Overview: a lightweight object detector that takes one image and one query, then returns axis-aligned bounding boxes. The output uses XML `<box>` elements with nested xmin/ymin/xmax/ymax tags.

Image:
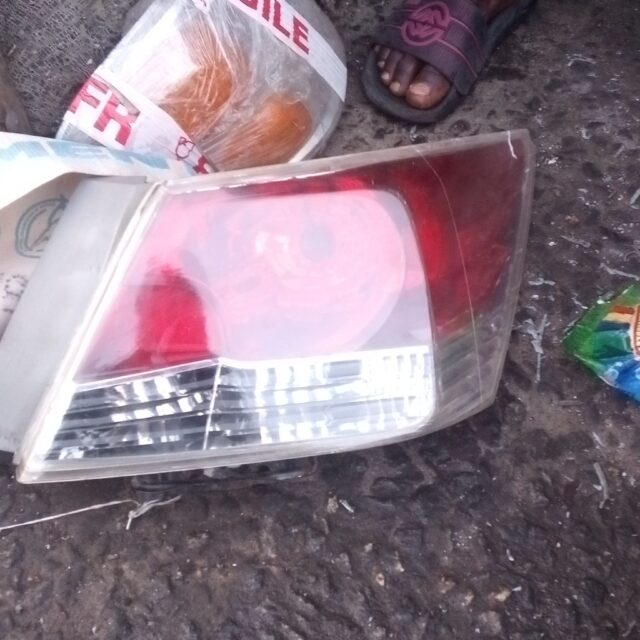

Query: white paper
<box><xmin>0</xmin><ymin>133</ymin><xmax>194</xmax><ymax>211</ymax></box>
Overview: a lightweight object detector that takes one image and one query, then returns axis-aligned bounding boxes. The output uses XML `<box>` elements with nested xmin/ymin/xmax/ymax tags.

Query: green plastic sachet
<box><xmin>565</xmin><ymin>285</ymin><xmax>640</xmax><ymax>402</ymax></box>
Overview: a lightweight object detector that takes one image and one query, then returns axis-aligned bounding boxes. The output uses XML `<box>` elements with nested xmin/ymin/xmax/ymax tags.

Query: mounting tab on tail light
<box><xmin>0</xmin><ymin>131</ymin><xmax>535</xmax><ymax>483</ymax></box>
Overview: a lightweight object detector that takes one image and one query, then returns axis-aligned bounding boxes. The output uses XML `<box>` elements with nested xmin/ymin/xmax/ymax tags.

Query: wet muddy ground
<box><xmin>1</xmin><ymin>0</ymin><xmax>639</xmax><ymax>638</ymax></box>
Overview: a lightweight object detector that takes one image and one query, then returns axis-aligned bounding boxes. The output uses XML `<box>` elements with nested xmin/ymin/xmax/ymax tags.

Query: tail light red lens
<box><xmin>0</xmin><ymin>131</ymin><xmax>534</xmax><ymax>482</ymax></box>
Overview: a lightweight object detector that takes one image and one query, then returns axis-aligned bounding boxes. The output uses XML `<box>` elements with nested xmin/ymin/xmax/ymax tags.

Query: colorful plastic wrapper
<box><xmin>565</xmin><ymin>285</ymin><xmax>640</xmax><ymax>402</ymax></box>
<box><xmin>56</xmin><ymin>0</ymin><xmax>347</xmax><ymax>173</ymax></box>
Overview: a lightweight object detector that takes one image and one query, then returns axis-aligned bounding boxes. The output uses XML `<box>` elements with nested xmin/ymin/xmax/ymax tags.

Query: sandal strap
<box><xmin>375</xmin><ymin>0</ymin><xmax>489</xmax><ymax>95</ymax></box>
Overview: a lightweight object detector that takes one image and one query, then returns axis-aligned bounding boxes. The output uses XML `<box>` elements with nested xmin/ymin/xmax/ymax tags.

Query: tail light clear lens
<box><xmin>0</xmin><ymin>131</ymin><xmax>534</xmax><ymax>482</ymax></box>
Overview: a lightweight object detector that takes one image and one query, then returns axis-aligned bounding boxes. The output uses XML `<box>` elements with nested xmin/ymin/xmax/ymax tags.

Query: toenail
<box><xmin>409</xmin><ymin>82</ymin><xmax>431</xmax><ymax>97</ymax></box>
<box><xmin>377</xmin><ymin>59</ymin><xmax>385</xmax><ymax>68</ymax></box>
<box><xmin>381</xmin><ymin>72</ymin><xmax>390</xmax><ymax>82</ymax></box>
<box><xmin>390</xmin><ymin>81</ymin><xmax>401</xmax><ymax>94</ymax></box>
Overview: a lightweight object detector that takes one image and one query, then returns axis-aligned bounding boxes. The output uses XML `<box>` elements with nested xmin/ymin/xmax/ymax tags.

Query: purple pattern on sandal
<box><xmin>401</xmin><ymin>1</ymin><xmax>452</xmax><ymax>46</ymax></box>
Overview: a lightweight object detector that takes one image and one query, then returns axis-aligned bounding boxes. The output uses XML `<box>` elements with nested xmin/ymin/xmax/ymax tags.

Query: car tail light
<box><xmin>0</xmin><ymin>131</ymin><xmax>534</xmax><ymax>483</ymax></box>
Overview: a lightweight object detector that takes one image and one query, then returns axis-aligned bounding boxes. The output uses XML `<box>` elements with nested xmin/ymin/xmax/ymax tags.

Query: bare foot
<box><xmin>0</xmin><ymin>55</ymin><xmax>31</xmax><ymax>133</ymax></box>
<box><xmin>375</xmin><ymin>0</ymin><xmax>517</xmax><ymax>109</ymax></box>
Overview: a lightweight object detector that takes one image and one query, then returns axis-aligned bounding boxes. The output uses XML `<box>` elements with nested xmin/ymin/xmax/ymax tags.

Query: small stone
<box><xmin>478</xmin><ymin>611</ymin><xmax>503</xmax><ymax>637</ymax></box>
<box><xmin>492</xmin><ymin>588</ymin><xmax>512</xmax><ymax>603</ymax></box>
<box><xmin>438</xmin><ymin>577</ymin><xmax>455</xmax><ymax>594</ymax></box>
<box><xmin>334</xmin><ymin>553</ymin><xmax>352</xmax><ymax>573</ymax></box>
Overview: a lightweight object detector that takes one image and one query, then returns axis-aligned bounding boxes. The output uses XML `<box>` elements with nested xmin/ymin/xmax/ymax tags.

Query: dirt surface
<box><xmin>1</xmin><ymin>0</ymin><xmax>640</xmax><ymax>638</ymax></box>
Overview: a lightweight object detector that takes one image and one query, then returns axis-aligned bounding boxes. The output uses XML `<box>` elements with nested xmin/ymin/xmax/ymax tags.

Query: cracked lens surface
<box><xmin>1</xmin><ymin>0</ymin><xmax>640</xmax><ymax>638</ymax></box>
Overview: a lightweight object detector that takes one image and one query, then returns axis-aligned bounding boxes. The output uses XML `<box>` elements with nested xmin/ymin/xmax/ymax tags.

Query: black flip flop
<box><xmin>362</xmin><ymin>0</ymin><xmax>536</xmax><ymax>124</ymax></box>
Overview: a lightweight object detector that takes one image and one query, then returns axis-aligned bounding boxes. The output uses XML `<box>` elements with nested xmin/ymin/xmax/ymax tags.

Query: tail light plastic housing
<box><xmin>0</xmin><ymin>131</ymin><xmax>534</xmax><ymax>483</ymax></box>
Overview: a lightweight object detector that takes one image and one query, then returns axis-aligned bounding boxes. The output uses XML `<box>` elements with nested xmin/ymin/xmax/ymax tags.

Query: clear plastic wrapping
<box><xmin>56</xmin><ymin>0</ymin><xmax>346</xmax><ymax>172</ymax></box>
